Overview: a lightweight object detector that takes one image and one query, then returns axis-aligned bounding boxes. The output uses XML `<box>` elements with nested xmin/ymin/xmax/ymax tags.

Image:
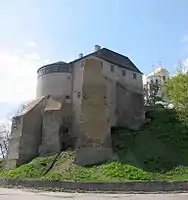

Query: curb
<box><xmin>1</xmin><ymin>179</ymin><xmax>188</xmax><ymax>192</ymax></box>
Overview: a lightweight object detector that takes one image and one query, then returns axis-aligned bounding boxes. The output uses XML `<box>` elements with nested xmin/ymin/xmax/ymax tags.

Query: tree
<box><xmin>144</xmin><ymin>82</ymin><xmax>160</xmax><ymax>106</ymax></box>
<box><xmin>0</xmin><ymin>103</ymin><xmax>27</xmax><ymax>158</ymax></box>
<box><xmin>162</xmin><ymin>73</ymin><xmax>188</xmax><ymax>122</ymax></box>
<box><xmin>0</xmin><ymin>123</ymin><xmax>10</xmax><ymax>158</ymax></box>
<box><xmin>176</xmin><ymin>60</ymin><xmax>188</xmax><ymax>74</ymax></box>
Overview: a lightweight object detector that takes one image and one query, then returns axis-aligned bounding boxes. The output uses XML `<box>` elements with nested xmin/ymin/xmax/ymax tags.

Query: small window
<box><xmin>155</xmin><ymin>79</ymin><xmax>158</xmax><ymax>84</ymax></box>
<box><xmin>163</xmin><ymin>76</ymin><xmax>166</xmax><ymax>81</ymax></box>
<box><xmin>63</xmin><ymin>127</ymin><xmax>69</xmax><ymax>134</ymax></box>
<box><xmin>150</xmin><ymin>79</ymin><xmax>154</xmax><ymax>84</ymax></box>
<box><xmin>122</xmin><ymin>70</ymin><xmax>126</xmax><ymax>76</ymax></box>
<box><xmin>77</xmin><ymin>92</ymin><xmax>81</xmax><ymax>98</ymax></box>
<box><xmin>110</xmin><ymin>65</ymin><xmax>114</xmax><ymax>72</ymax></box>
<box><xmin>133</xmin><ymin>73</ymin><xmax>137</xmax><ymax>79</ymax></box>
<box><xmin>65</xmin><ymin>95</ymin><xmax>70</xmax><ymax>99</ymax></box>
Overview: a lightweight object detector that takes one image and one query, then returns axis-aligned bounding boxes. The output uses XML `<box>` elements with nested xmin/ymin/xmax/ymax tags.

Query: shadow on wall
<box><xmin>116</xmin><ymin>82</ymin><xmax>145</xmax><ymax>129</ymax></box>
<box><xmin>59</xmin><ymin>125</ymin><xmax>75</xmax><ymax>151</ymax></box>
<box><xmin>111</xmin><ymin>109</ymin><xmax>188</xmax><ymax>173</ymax></box>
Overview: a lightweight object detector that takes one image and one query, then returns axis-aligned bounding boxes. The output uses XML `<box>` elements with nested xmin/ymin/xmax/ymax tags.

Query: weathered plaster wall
<box><xmin>72</xmin><ymin>55</ymin><xmax>144</xmax><ymax>131</ymax></box>
<box><xmin>60</xmin><ymin>102</ymin><xmax>75</xmax><ymax>149</ymax></box>
<box><xmin>39</xmin><ymin>97</ymin><xmax>62</xmax><ymax>155</ymax></box>
<box><xmin>104</xmin><ymin>76</ymin><xmax>117</xmax><ymax>127</ymax></box>
<box><xmin>75</xmin><ymin>58</ymin><xmax>113</xmax><ymax>166</ymax></box>
<box><xmin>37</xmin><ymin>72</ymin><xmax>72</xmax><ymax>100</ymax></box>
<box><xmin>39</xmin><ymin>97</ymin><xmax>74</xmax><ymax>155</ymax></box>
<box><xmin>18</xmin><ymin>98</ymin><xmax>46</xmax><ymax>164</ymax></box>
<box><xmin>6</xmin><ymin>97</ymin><xmax>46</xmax><ymax>169</ymax></box>
<box><xmin>71</xmin><ymin>60</ymin><xmax>84</xmax><ymax>138</ymax></box>
<box><xmin>116</xmin><ymin>82</ymin><xmax>145</xmax><ymax>128</ymax></box>
<box><xmin>6</xmin><ymin>116</ymin><xmax>23</xmax><ymax>169</ymax></box>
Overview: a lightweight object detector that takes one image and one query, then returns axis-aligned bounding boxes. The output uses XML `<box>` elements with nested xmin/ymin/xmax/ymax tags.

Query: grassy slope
<box><xmin>1</xmin><ymin>109</ymin><xmax>188</xmax><ymax>181</ymax></box>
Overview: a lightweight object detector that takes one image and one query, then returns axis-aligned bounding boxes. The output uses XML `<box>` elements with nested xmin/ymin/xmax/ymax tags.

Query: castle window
<box><xmin>77</xmin><ymin>92</ymin><xmax>81</xmax><ymax>98</ymax></box>
<box><xmin>122</xmin><ymin>70</ymin><xmax>126</xmax><ymax>76</ymax></box>
<box><xmin>65</xmin><ymin>95</ymin><xmax>70</xmax><ymax>99</ymax></box>
<box><xmin>110</xmin><ymin>65</ymin><xmax>114</xmax><ymax>72</ymax></box>
<box><xmin>63</xmin><ymin>127</ymin><xmax>69</xmax><ymax>134</ymax></box>
<box><xmin>163</xmin><ymin>76</ymin><xmax>166</xmax><ymax>81</ymax></box>
<box><xmin>133</xmin><ymin>73</ymin><xmax>137</xmax><ymax>79</ymax></box>
<box><xmin>155</xmin><ymin>79</ymin><xmax>158</xmax><ymax>84</ymax></box>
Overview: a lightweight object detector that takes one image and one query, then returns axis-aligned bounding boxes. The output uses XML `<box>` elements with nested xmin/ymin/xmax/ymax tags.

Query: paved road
<box><xmin>0</xmin><ymin>188</ymin><xmax>188</xmax><ymax>199</ymax></box>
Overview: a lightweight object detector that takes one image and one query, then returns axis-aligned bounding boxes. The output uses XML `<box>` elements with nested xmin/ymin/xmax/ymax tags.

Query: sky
<box><xmin>0</xmin><ymin>0</ymin><xmax>188</xmax><ymax>121</ymax></box>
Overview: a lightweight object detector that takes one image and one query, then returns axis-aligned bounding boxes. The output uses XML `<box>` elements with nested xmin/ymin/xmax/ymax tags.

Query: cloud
<box><xmin>27</xmin><ymin>41</ymin><xmax>37</xmax><ymax>47</ymax></box>
<box><xmin>44</xmin><ymin>59</ymin><xmax>50</xmax><ymax>64</ymax></box>
<box><xmin>0</xmin><ymin>48</ymin><xmax>45</xmax><ymax>104</ymax></box>
<box><xmin>25</xmin><ymin>52</ymin><xmax>41</xmax><ymax>60</ymax></box>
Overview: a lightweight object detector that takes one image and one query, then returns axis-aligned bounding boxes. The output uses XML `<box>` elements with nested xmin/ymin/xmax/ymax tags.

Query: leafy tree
<box><xmin>0</xmin><ymin>104</ymin><xmax>26</xmax><ymax>158</ymax></box>
<box><xmin>163</xmin><ymin>73</ymin><xmax>188</xmax><ymax>122</ymax></box>
<box><xmin>0</xmin><ymin>123</ymin><xmax>10</xmax><ymax>158</ymax></box>
<box><xmin>144</xmin><ymin>82</ymin><xmax>160</xmax><ymax>106</ymax></box>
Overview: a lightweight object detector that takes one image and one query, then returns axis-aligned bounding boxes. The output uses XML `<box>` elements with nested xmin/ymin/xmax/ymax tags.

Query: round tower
<box><xmin>36</xmin><ymin>61</ymin><xmax>72</xmax><ymax>100</ymax></box>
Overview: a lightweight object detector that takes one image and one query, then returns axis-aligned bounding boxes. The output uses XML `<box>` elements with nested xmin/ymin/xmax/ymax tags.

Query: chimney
<box><xmin>94</xmin><ymin>45</ymin><xmax>101</xmax><ymax>52</ymax></box>
<box><xmin>78</xmin><ymin>53</ymin><xmax>83</xmax><ymax>58</ymax></box>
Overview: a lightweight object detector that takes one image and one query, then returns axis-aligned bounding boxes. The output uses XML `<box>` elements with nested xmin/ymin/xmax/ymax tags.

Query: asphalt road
<box><xmin>0</xmin><ymin>188</ymin><xmax>188</xmax><ymax>199</ymax></box>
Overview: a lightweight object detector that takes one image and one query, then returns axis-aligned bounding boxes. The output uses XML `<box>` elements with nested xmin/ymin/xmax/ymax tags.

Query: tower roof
<box><xmin>147</xmin><ymin>66</ymin><xmax>169</xmax><ymax>78</ymax></box>
<box><xmin>70</xmin><ymin>48</ymin><xmax>142</xmax><ymax>74</ymax></box>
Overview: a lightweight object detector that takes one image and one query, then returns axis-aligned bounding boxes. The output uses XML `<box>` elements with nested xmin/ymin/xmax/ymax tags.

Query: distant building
<box><xmin>146</xmin><ymin>66</ymin><xmax>170</xmax><ymax>97</ymax></box>
<box><xmin>146</xmin><ymin>66</ymin><xmax>170</xmax><ymax>85</ymax></box>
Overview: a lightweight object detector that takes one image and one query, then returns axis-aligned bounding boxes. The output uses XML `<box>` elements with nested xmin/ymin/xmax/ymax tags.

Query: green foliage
<box><xmin>0</xmin><ymin>159</ymin><xmax>3</xmax><ymax>170</ymax></box>
<box><xmin>163</xmin><ymin>74</ymin><xmax>188</xmax><ymax>122</ymax></box>
<box><xmin>0</xmin><ymin>155</ymin><xmax>56</xmax><ymax>179</ymax></box>
<box><xmin>100</xmin><ymin>162</ymin><xmax>152</xmax><ymax>180</ymax></box>
<box><xmin>144</xmin><ymin>82</ymin><xmax>160</xmax><ymax>106</ymax></box>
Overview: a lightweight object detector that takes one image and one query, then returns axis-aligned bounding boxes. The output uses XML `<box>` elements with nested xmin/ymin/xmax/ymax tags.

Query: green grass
<box><xmin>1</xmin><ymin>151</ymin><xmax>188</xmax><ymax>181</ymax></box>
<box><xmin>0</xmin><ymin>155</ymin><xmax>56</xmax><ymax>179</ymax></box>
<box><xmin>1</xmin><ymin>109</ymin><xmax>188</xmax><ymax>181</ymax></box>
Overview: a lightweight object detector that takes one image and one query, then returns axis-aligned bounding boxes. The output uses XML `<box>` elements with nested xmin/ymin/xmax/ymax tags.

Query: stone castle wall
<box><xmin>75</xmin><ymin>59</ymin><xmax>114</xmax><ymax>166</ymax></box>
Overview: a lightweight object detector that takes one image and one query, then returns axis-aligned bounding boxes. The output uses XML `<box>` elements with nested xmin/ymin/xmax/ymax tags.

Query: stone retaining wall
<box><xmin>0</xmin><ymin>179</ymin><xmax>188</xmax><ymax>192</ymax></box>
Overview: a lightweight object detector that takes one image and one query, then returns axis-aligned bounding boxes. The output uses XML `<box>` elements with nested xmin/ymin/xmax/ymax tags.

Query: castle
<box><xmin>6</xmin><ymin>45</ymin><xmax>145</xmax><ymax>169</ymax></box>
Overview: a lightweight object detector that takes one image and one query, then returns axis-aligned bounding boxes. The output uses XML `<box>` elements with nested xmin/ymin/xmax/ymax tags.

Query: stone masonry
<box><xmin>6</xmin><ymin>96</ymin><xmax>47</xmax><ymax>169</ymax></box>
<box><xmin>75</xmin><ymin>59</ymin><xmax>114</xmax><ymax>165</ymax></box>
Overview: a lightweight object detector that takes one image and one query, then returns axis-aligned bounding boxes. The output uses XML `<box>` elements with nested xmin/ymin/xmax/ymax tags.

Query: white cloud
<box><xmin>27</xmin><ymin>41</ymin><xmax>37</xmax><ymax>47</ymax></box>
<box><xmin>44</xmin><ymin>59</ymin><xmax>50</xmax><ymax>64</ymax></box>
<box><xmin>0</xmin><ymin>48</ymin><xmax>45</xmax><ymax>104</ymax></box>
<box><xmin>24</xmin><ymin>52</ymin><xmax>41</xmax><ymax>60</ymax></box>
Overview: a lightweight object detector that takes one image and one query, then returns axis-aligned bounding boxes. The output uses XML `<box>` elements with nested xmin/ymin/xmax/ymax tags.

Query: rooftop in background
<box><xmin>147</xmin><ymin>66</ymin><xmax>170</xmax><ymax>78</ymax></box>
<box><xmin>37</xmin><ymin>47</ymin><xmax>143</xmax><ymax>74</ymax></box>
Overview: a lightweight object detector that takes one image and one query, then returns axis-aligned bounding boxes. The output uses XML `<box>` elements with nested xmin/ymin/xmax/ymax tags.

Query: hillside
<box><xmin>1</xmin><ymin>109</ymin><xmax>188</xmax><ymax>181</ymax></box>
